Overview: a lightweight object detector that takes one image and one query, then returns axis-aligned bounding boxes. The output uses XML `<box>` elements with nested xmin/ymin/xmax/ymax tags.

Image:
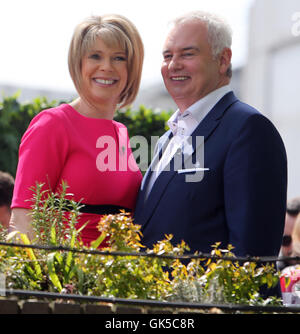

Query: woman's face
<box><xmin>80</xmin><ymin>37</ymin><xmax>128</xmax><ymax>108</ymax></box>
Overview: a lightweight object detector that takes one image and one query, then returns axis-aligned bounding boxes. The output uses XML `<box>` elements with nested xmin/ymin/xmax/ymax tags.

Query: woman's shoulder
<box><xmin>28</xmin><ymin>104</ymin><xmax>70</xmax><ymax>128</ymax></box>
<box><xmin>112</xmin><ymin>119</ymin><xmax>127</xmax><ymax>129</ymax></box>
<box><xmin>112</xmin><ymin>120</ymin><xmax>130</xmax><ymax>137</ymax></box>
<box><xmin>21</xmin><ymin>105</ymin><xmax>72</xmax><ymax>142</ymax></box>
<box><xmin>19</xmin><ymin>104</ymin><xmax>72</xmax><ymax>152</ymax></box>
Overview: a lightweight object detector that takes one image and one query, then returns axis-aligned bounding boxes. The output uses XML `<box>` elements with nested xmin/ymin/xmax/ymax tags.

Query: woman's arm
<box><xmin>9</xmin><ymin>208</ymin><xmax>34</xmax><ymax>240</ymax></box>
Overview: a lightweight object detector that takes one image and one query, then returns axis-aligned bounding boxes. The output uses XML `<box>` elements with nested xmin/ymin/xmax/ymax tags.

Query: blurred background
<box><xmin>0</xmin><ymin>0</ymin><xmax>299</xmax><ymax>200</ymax></box>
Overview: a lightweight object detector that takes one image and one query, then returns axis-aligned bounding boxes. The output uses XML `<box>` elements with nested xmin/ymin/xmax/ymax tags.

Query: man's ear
<box><xmin>218</xmin><ymin>48</ymin><xmax>232</xmax><ymax>75</ymax></box>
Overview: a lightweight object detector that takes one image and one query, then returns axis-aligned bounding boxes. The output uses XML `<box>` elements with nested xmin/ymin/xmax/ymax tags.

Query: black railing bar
<box><xmin>1</xmin><ymin>241</ymin><xmax>300</xmax><ymax>263</ymax></box>
<box><xmin>4</xmin><ymin>289</ymin><xmax>300</xmax><ymax>314</ymax></box>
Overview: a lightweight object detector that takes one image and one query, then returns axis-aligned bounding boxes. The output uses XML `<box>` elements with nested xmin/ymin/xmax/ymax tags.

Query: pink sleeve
<box><xmin>11</xmin><ymin>110</ymin><xmax>69</xmax><ymax>209</ymax></box>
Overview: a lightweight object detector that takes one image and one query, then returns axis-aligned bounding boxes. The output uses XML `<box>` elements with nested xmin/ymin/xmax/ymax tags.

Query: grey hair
<box><xmin>171</xmin><ymin>11</ymin><xmax>233</xmax><ymax>77</ymax></box>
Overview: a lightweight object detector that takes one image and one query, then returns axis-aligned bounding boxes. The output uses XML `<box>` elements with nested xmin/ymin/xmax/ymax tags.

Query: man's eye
<box><xmin>163</xmin><ymin>54</ymin><xmax>172</xmax><ymax>60</ymax></box>
<box><xmin>182</xmin><ymin>53</ymin><xmax>194</xmax><ymax>57</ymax></box>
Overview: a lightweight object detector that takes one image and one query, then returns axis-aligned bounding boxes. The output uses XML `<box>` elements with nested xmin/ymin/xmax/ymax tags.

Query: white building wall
<box><xmin>0</xmin><ymin>83</ymin><xmax>75</xmax><ymax>103</ymax></box>
<box><xmin>241</xmin><ymin>0</ymin><xmax>300</xmax><ymax>199</ymax></box>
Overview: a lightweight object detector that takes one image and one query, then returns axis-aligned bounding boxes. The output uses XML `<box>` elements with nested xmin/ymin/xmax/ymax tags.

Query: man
<box><xmin>277</xmin><ymin>197</ymin><xmax>300</xmax><ymax>270</ymax></box>
<box><xmin>134</xmin><ymin>11</ymin><xmax>287</xmax><ymax>258</ymax></box>
<box><xmin>0</xmin><ymin>171</ymin><xmax>14</xmax><ymax>230</ymax></box>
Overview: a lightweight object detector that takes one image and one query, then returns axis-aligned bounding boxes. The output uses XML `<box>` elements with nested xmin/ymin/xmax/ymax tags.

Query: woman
<box><xmin>9</xmin><ymin>14</ymin><xmax>144</xmax><ymax>246</ymax></box>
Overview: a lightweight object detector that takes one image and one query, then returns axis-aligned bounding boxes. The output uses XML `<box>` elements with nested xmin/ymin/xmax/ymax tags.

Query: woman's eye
<box><xmin>114</xmin><ymin>56</ymin><xmax>127</xmax><ymax>61</ymax></box>
<box><xmin>89</xmin><ymin>53</ymin><xmax>100</xmax><ymax>60</ymax></box>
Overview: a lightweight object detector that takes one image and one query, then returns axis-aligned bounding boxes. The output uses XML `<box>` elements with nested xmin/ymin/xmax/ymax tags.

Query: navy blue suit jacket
<box><xmin>134</xmin><ymin>92</ymin><xmax>287</xmax><ymax>257</ymax></box>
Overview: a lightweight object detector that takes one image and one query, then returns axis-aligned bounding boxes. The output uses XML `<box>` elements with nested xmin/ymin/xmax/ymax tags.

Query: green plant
<box><xmin>30</xmin><ymin>181</ymin><xmax>84</xmax><ymax>246</ymax></box>
<box><xmin>115</xmin><ymin>105</ymin><xmax>172</xmax><ymax>141</ymax></box>
<box><xmin>80</xmin><ymin>214</ymin><xmax>184</xmax><ymax>299</ymax></box>
<box><xmin>0</xmin><ymin>93</ymin><xmax>59</xmax><ymax>175</ymax></box>
<box><xmin>2</xmin><ymin>182</ymin><xmax>87</xmax><ymax>293</ymax></box>
<box><xmin>169</xmin><ymin>243</ymin><xmax>281</xmax><ymax>306</ymax></box>
<box><xmin>0</xmin><ymin>182</ymin><xmax>282</xmax><ymax>307</ymax></box>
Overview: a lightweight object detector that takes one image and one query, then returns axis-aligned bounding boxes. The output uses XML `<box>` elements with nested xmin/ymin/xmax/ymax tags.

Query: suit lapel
<box><xmin>134</xmin><ymin>130</ymin><xmax>173</xmax><ymax>222</ymax></box>
<box><xmin>141</xmin><ymin>130</ymin><xmax>173</xmax><ymax>191</ymax></box>
<box><xmin>182</xmin><ymin>92</ymin><xmax>238</xmax><ymax>166</ymax></box>
<box><xmin>138</xmin><ymin>92</ymin><xmax>238</xmax><ymax>228</ymax></box>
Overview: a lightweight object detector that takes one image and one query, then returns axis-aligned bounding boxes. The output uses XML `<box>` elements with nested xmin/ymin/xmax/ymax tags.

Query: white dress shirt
<box><xmin>145</xmin><ymin>85</ymin><xmax>232</xmax><ymax>198</ymax></box>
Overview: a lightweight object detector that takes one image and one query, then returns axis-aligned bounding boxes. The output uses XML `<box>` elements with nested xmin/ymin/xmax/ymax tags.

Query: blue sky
<box><xmin>0</xmin><ymin>0</ymin><xmax>254</xmax><ymax>92</ymax></box>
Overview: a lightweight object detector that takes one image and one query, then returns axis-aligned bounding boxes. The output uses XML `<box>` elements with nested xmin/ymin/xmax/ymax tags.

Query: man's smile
<box><xmin>170</xmin><ymin>76</ymin><xmax>190</xmax><ymax>81</ymax></box>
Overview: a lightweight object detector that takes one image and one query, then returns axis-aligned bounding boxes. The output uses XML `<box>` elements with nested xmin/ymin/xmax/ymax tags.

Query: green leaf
<box><xmin>20</xmin><ymin>233</ymin><xmax>42</xmax><ymax>279</ymax></box>
<box><xmin>47</xmin><ymin>252</ymin><xmax>63</xmax><ymax>292</ymax></box>
<box><xmin>90</xmin><ymin>231</ymin><xmax>107</xmax><ymax>249</ymax></box>
<box><xmin>64</xmin><ymin>230</ymin><xmax>76</xmax><ymax>281</ymax></box>
<box><xmin>54</xmin><ymin>252</ymin><xmax>63</xmax><ymax>267</ymax></box>
<box><xmin>76</xmin><ymin>220</ymin><xmax>89</xmax><ymax>234</ymax></box>
<box><xmin>50</xmin><ymin>224</ymin><xmax>57</xmax><ymax>245</ymax></box>
<box><xmin>76</xmin><ymin>267</ymin><xmax>84</xmax><ymax>293</ymax></box>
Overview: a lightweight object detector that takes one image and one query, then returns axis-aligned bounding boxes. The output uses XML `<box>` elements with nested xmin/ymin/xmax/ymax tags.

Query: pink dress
<box><xmin>11</xmin><ymin>104</ymin><xmax>142</xmax><ymax>246</ymax></box>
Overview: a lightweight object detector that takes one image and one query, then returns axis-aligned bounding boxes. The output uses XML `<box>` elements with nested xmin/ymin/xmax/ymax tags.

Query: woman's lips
<box><xmin>93</xmin><ymin>78</ymin><xmax>118</xmax><ymax>85</ymax></box>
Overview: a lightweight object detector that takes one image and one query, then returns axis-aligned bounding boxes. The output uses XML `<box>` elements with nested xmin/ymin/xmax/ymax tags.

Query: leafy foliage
<box><xmin>169</xmin><ymin>244</ymin><xmax>281</xmax><ymax>306</ymax></box>
<box><xmin>1</xmin><ymin>182</ymin><xmax>87</xmax><ymax>293</ymax></box>
<box><xmin>0</xmin><ymin>93</ymin><xmax>58</xmax><ymax>176</ymax></box>
<box><xmin>115</xmin><ymin>105</ymin><xmax>171</xmax><ymax>142</ymax></box>
<box><xmin>0</xmin><ymin>183</ymin><xmax>281</xmax><ymax>306</ymax></box>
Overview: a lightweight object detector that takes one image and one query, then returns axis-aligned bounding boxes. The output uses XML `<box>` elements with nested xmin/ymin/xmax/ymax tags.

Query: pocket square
<box><xmin>177</xmin><ymin>167</ymin><xmax>210</xmax><ymax>174</ymax></box>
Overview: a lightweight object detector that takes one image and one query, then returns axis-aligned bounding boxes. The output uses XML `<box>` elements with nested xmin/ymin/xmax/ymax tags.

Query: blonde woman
<box><xmin>9</xmin><ymin>14</ymin><xmax>144</xmax><ymax>246</ymax></box>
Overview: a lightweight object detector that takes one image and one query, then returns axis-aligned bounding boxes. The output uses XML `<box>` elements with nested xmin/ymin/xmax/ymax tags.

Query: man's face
<box><xmin>281</xmin><ymin>213</ymin><xmax>296</xmax><ymax>257</ymax></box>
<box><xmin>0</xmin><ymin>205</ymin><xmax>11</xmax><ymax>230</ymax></box>
<box><xmin>161</xmin><ymin>20</ymin><xmax>226</xmax><ymax>112</ymax></box>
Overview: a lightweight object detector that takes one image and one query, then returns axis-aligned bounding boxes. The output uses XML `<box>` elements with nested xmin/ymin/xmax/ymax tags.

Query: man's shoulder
<box><xmin>225</xmin><ymin>98</ymin><xmax>283</xmax><ymax>141</ymax></box>
<box><xmin>224</xmin><ymin>97</ymin><xmax>269</xmax><ymax>124</ymax></box>
<box><xmin>227</xmin><ymin>97</ymin><xmax>260</xmax><ymax>116</ymax></box>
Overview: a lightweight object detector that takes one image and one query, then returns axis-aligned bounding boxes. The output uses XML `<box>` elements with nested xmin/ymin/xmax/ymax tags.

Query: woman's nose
<box><xmin>99</xmin><ymin>57</ymin><xmax>113</xmax><ymax>71</ymax></box>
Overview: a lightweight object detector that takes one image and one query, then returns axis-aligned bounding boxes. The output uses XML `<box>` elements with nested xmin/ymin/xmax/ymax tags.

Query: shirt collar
<box><xmin>168</xmin><ymin>85</ymin><xmax>232</xmax><ymax>134</ymax></box>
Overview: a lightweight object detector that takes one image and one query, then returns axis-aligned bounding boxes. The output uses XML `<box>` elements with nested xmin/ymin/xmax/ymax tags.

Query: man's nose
<box><xmin>168</xmin><ymin>56</ymin><xmax>183</xmax><ymax>71</ymax></box>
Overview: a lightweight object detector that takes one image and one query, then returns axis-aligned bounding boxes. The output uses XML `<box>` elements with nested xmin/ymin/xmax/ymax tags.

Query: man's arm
<box><xmin>223</xmin><ymin>113</ymin><xmax>287</xmax><ymax>257</ymax></box>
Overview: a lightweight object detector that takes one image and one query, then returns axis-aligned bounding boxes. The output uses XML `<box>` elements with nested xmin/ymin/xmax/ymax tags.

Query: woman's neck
<box><xmin>70</xmin><ymin>97</ymin><xmax>116</xmax><ymax>120</ymax></box>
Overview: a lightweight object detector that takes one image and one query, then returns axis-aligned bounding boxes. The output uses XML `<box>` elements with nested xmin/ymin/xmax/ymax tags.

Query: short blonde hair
<box><xmin>68</xmin><ymin>14</ymin><xmax>144</xmax><ymax>108</ymax></box>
